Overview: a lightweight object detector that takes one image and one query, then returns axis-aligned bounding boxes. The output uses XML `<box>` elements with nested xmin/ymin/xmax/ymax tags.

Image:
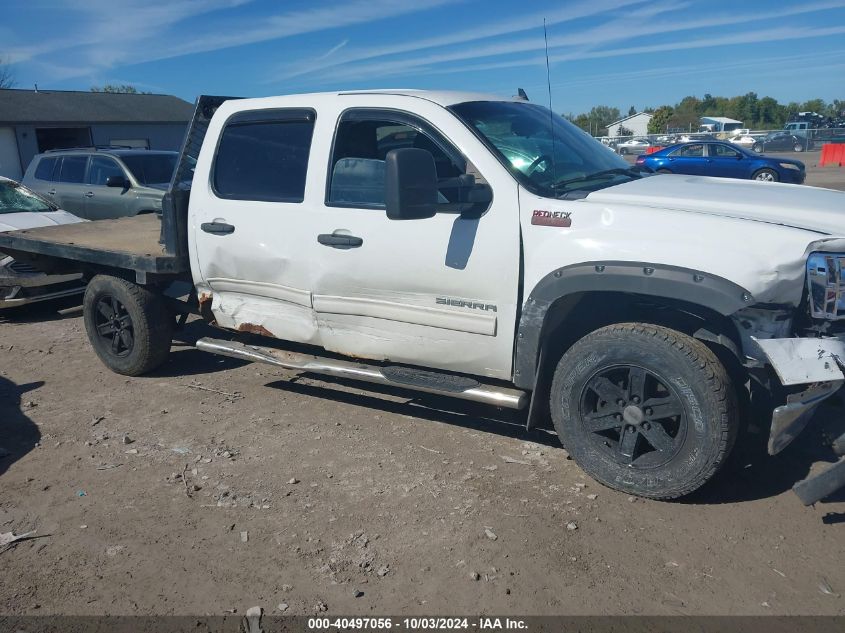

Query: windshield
<box><xmin>449</xmin><ymin>101</ymin><xmax>635</xmax><ymax>198</ymax></box>
<box><xmin>0</xmin><ymin>180</ymin><xmax>55</xmax><ymax>215</ymax></box>
<box><xmin>120</xmin><ymin>153</ymin><xmax>178</xmax><ymax>185</ymax></box>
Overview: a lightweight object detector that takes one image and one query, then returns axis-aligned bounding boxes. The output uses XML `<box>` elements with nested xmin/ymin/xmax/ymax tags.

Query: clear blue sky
<box><xmin>3</xmin><ymin>0</ymin><xmax>844</xmax><ymax>113</ymax></box>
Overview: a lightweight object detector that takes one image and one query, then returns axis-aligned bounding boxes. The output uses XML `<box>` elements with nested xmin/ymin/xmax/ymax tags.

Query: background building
<box><xmin>0</xmin><ymin>89</ymin><xmax>193</xmax><ymax>180</ymax></box>
<box><xmin>606</xmin><ymin>112</ymin><xmax>653</xmax><ymax>137</ymax></box>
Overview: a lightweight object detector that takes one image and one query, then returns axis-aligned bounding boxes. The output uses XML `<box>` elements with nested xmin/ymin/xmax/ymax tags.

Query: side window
<box><xmin>88</xmin><ymin>156</ymin><xmax>125</xmax><ymax>185</ymax></box>
<box><xmin>711</xmin><ymin>144</ymin><xmax>739</xmax><ymax>158</ymax></box>
<box><xmin>57</xmin><ymin>156</ymin><xmax>88</xmax><ymax>183</ymax></box>
<box><xmin>672</xmin><ymin>144</ymin><xmax>704</xmax><ymax>157</ymax></box>
<box><xmin>327</xmin><ymin>111</ymin><xmax>481</xmax><ymax>212</ymax></box>
<box><xmin>213</xmin><ymin>109</ymin><xmax>315</xmax><ymax>203</ymax></box>
<box><xmin>34</xmin><ymin>157</ymin><xmax>58</xmax><ymax>181</ymax></box>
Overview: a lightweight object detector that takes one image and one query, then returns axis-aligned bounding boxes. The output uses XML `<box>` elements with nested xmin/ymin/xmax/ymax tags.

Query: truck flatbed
<box><xmin>0</xmin><ymin>214</ymin><xmax>188</xmax><ymax>275</ymax></box>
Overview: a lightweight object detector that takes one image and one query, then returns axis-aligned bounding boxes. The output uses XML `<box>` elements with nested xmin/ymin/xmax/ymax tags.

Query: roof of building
<box><xmin>0</xmin><ymin>89</ymin><xmax>194</xmax><ymax>124</ymax></box>
<box><xmin>608</xmin><ymin>111</ymin><xmax>654</xmax><ymax>126</ymax></box>
<box><xmin>700</xmin><ymin>116</ymin><xmax>743</xmax><ymax>124</ymax></box>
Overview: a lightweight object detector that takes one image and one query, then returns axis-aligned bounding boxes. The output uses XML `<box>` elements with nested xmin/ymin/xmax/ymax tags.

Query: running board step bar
<box><xmin>196</xmin><ymin>337</ymin><xmax>528</xmax><ymax>410</ymax></box>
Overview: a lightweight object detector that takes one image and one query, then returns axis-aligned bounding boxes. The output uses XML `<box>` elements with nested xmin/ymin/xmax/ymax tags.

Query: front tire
<box><xmin>752</xmin><ymin>144</ymin><xmax>763</xmax><ymax>153</ymax></box>
<box><xmin>793</xmin><ymin>143</ymin><xmax>804</xmax><ymax>152</ymax></box>
<box><xmin>83</xmin><ymin>275</ymin><xmax>173</xmax><ymax>376</ymax></box>
<box><xmin>753</xmin><ymin>168</ymin><xmax>778</xmax><ymax>182</ymax></box>
<box><xmin>549</xmin><ymin>323</ymin><xmax>737</xmax><ymax>500</ymax></box>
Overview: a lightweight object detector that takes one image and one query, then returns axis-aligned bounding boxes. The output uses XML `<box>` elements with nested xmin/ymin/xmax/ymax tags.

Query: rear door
<box><xmin>666</xmin><ymin>143</ymin><xmax>706</xmax><ymax>175</ymax></box>
<box><xmin>51</xmin><ymin>155</ymin><xmax>90</xmax><ymax>217</ymax></box>
<box><xmin>307</xmin><ymin>103</ymin><xmax>520</xmax><ymax>380</ymax></box>
<box><xmin>191</xmin><ymin>106</ymin><xmax>321</xmax><ymax>344</ymax></box>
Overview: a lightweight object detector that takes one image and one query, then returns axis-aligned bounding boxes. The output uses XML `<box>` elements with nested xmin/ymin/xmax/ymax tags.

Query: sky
<box><xmin>2</xmin><ymin>0</ymin><xmax>844</xmax><ymax>114</ymax></box>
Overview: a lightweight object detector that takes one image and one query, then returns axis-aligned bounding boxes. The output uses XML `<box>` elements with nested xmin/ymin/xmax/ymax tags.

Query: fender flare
<box><xmin>512</xmin><ymin>261</ymin><xmax>754</xmax><ymax>389</ymax></box>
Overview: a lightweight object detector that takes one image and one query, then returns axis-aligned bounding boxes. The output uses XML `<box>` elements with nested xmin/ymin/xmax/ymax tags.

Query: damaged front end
<box><xmin>737</xmin><ymin>251</ymin><xmax>845</xmax><ymax>505</ymax></box>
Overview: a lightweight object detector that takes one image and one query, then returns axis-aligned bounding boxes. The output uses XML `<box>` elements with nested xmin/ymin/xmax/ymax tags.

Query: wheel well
<box><xmin>524</xmin><ymin>291</ymin><xmax>746</xmax><ymax>429</ymax></box>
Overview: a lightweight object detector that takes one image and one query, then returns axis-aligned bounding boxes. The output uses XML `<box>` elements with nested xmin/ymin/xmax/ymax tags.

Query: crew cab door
<box><xmin>308</xmin><ymin>103</ymin><xmax>520</xmax><ymax>380</ymax></box>
<box><xmin>191</xmin><ymin>106</ymin><xmax>322</xmax><ymax>345</ymax></box>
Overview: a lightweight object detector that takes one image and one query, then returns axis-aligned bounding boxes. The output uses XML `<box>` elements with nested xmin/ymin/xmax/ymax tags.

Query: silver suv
<box><xmin>21</xmin><ymin>147</ymin><xmax>178</xmax><ymax>220</ymax></box>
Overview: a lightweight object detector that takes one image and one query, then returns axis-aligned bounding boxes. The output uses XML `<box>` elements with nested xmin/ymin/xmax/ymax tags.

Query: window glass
<box><xmin>88</xmin><ymin>156</ymin><xmax>126</xmax><ymax>185</ymax></box>
<box><xmin>121</xmin><ymin>154</ymin><xmax>178</xmax><ymax>186</ymax></box>
<box><xmin>34</xmin><ymin>157</ymin><xmax>58</xmax><ymax>181</ymax></box>
<box><xmin>214</xmin><ymin>116</ymin><xmax>315</xmax><ymax>202</ymax></box>
<box><xmin>449</xmin><ymin>101</ymin><xmax>632</xmax><ymax>198</ymax></box>
<box><xmin>57</xmin><ymin>155</ymin><xmax>88</xmax><ymax>183</ymax></box>
<box><xmin>328</xmin><ymin>118</ymin><xmax>463</xmax><ymax>208</ymax></box>
<box><xmin>711</xmin><ymin>144</ymin><xmax>739</xmax><ymax>158</ymax></box>
<box><xmin>673</xmin><ymin>144</ymin><xmax>704</xmax><ymax>157</ymax></box>
<box><xmin>0</xmin><ymin>181</ymin><xmax>54</xmax><ymax>215</ymax></box>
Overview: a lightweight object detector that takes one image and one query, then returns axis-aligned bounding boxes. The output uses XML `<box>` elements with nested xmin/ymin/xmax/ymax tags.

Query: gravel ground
<box><xmin>1</xmin><ymin>308</ymin><xmax>844</xmax><ymax>616</ymax></box>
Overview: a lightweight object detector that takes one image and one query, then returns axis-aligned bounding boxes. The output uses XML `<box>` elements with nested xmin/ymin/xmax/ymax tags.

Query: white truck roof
<box><xmin>233</xmin><ymin>89</ymin><xmax>516</xmax><ymax>110</ymax></box>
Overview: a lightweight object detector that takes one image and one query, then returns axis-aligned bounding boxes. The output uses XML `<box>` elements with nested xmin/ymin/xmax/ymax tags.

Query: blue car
<box><xmin>636</xmin><ymin>141</ymin><xmax>806</xmax><ymax>184</ymax></box>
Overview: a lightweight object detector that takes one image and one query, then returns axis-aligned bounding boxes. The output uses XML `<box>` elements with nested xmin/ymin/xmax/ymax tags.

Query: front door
<box><xmin>191</xmin><ymin>107</ymin><xmax>322</xmax><ymax>345</ymax></box>
<box><xmin>84</xmin><ymin>155</ymin><xmax>131</xmax><ymax>219</ymax></box>
<box><xmin>706</xmin><ymin>143</ymin><xmax>746</xmax><ymax>179</ymax></box>
<box><xmin>308</xmin><ymin>107</ymin><xmax>520</xmax><ymax>380</ymax></box>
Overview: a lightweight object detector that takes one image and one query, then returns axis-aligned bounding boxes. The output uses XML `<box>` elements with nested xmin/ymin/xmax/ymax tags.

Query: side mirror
<box><xmin>385</xmin><ymin>148</ymin><xmax>438</xmax><ymax>220</ymax></box>
<box><xmin>106</xmin><ymin>175</ymin><xmax>129</xmax><ymax>188</ymax></box>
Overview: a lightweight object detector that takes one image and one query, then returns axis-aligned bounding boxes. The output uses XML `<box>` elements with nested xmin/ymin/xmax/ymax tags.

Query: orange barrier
<box><xmin>820</xmin><ymin>143</ymin><xmax>845</xmax><ymax>167</ymax></box>
<box><xmin>645</xmin><ymin>146</ymin><xmax>664</xmax><ymax>154</ymax></box>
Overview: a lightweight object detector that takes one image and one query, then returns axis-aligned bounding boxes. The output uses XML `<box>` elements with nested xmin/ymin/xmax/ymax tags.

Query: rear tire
<box><xmin>83</xmin><ymin>275</ymin><xmax>173</xmax><ymax>376</ymax></box>
<box><xmin>752</xmin><ymin>144</ymin><xmax>763</xmax><ymax>153</ymax></box>
<box><xmin>793</xmin><ymin>143</ymin><xmax>804</xmax><ymax>152</ymax></box>
<box><xmin>549</xmin><ymin>323</ymin><xmax>737</xmax><ymax>500</ymax></box>
<box><xmin>753</xmin><ymin>168</ymin><xmax>778</xmax><ymax>182</ymax></box>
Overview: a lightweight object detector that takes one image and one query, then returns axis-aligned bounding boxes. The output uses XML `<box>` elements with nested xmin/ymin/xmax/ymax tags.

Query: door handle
<box><xmin>84</xmin><ymin>191</ymin><xmax>94</xmax><ymax>198</ymax></box>
<box><xmin>317</xmin><ymin>233</ymin><xmax>363</xmax><ymax>249</ymax></box>
<box><xmin>201</xmin><ymin>221</ymin><xmax>235</xmax><ymax>235</ymax></box>
<box><xmin>47</xmin><ymin>189</ymin><xmax>56</xmax><ymax>195</ymax></box>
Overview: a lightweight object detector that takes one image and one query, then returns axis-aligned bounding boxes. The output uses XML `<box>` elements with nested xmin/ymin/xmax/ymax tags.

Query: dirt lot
<box><xmin>1</xmin><ymin>302</ymin><xmax>844</xmax><ymax>617</ymax></box>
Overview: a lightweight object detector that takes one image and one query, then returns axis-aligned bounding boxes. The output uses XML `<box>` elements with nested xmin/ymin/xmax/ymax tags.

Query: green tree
<box><xmin>648</xmin><ymin>106</ymin><xmax>673</xmax><ymax>134</ymax></box>
<box><xmin>90</xmin><ymin>84</ymin><xmax>150</xmax><ymax>94</ymax></box>
<box><xmin>628</xmin><ymin>106</ymin><xmax>637</xmax><ymax>116</ymax></box>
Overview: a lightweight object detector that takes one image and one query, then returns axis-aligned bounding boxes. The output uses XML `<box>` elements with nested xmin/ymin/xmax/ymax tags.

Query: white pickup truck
<box><xmin>2</xmin><ymin>91</ymin><xmax>844</xmax><ymax>503</ymax></box>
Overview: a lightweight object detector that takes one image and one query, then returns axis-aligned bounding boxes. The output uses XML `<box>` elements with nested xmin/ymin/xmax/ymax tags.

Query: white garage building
<box><xmin>606</xmin><ymin>112</ymin><xmax>653</xmax><ymax>137</ymax></box>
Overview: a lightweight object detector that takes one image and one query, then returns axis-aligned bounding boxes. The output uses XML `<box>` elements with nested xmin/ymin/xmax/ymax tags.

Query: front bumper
<box><xmin>0</xmin><ymin>266</ymin><xmax>85</xmax><ymax>309</ymax></box>
<box><xmin>754</xmin><ymin>335</ymin><xmax>845</xmax><ymax>504</ymax></box>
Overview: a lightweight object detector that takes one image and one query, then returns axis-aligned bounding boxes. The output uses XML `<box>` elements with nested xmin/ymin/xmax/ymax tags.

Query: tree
<box><xmin>0</xmin><ymin>57</ymin><xmax>15</xmax><ymax>89</ymax></box>
<box><xmin>628</xmin><ymin>106</ymin><xmax>636</xmax><ymax>116</ymax></box>
<box><xmin>90</xmin><ymin>84</ymin><xmax>149</xmax><ymax>94</ymax></box>
<box><xmin>648</xmin><ymin>106</ymin><xmax>673</xmax><ymax>134</ymax></box>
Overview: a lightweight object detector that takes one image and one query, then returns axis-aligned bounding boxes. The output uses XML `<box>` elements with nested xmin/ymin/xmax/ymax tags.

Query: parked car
<box><xmin>1</xmin><ymin>92</ymin><xmax>844</xmax><ymax>505</ymax></box>
<box><xmin>0</xmin><ymin>177</ymin><xmax>85</xmax><ymax>308</ymax></box>
<box><xmin>637</xmin><ymin>141</ymin><xmax>805</xmax><ymax>183</ymax></box>
<box><xmin>730</xmin><ymin>134</ymin><xmax>759</xmax><ymax>148</ymax></box>
<box><xmin>22</xmin><ymin>148</ymin><xmax>179</xmax><ymax>220</ymax></box>
<box><xmin>616</xmin><ymin>138</ymin><xmax>651</xmax><ymax>155</ymax></box>
<box><xmin>752</xmin><ymin>132</ymin><xmax>809</xmax><ymax>153</ymax></box>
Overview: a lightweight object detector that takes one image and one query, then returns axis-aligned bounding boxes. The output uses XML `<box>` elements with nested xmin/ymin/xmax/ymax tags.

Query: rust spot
<box><xmin>237</xmin><ymin>322</ymin><xmax>274</xmax><ymax>338</ymax></box>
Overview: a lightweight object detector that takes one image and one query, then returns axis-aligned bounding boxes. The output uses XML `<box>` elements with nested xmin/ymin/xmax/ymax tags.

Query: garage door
<box><xmin>0</xmin><ymin>127</ymin><xmax>22</xmax><ymax>180</ymax></box>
